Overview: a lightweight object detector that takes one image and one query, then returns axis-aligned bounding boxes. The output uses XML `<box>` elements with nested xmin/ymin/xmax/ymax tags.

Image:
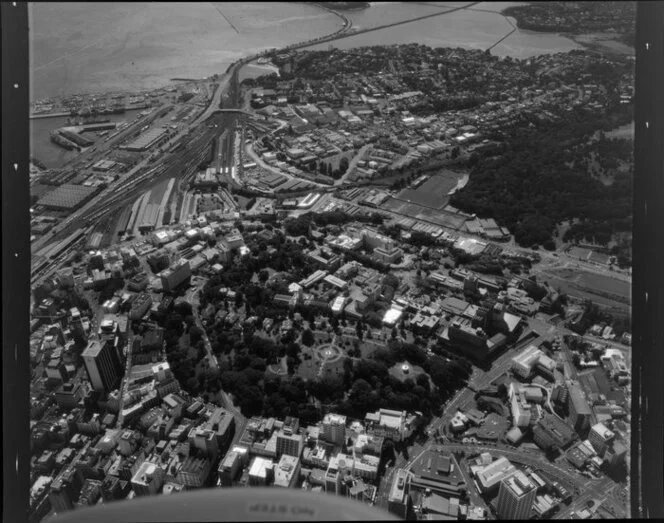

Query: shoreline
<box><xmin>30</xmin><ymin>105</ymin><xmax>149</xmax><ymax>120</ymax></box>
<box><xmin>500</xmin><ymin>5</ymin><xmax>634</xmax><ymax>58</ymax></box>
<box><xmin>30</xmin><ymin>2</ymin><xmax>350</xmax><ymax>114</ymax></box>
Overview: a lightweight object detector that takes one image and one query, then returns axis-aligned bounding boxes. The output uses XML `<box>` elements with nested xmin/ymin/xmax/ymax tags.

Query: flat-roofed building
<box><xmin>364</xmin><ymin>408</ymin><xmax>415</xmax><ymax>442</ymax></box>
<box><xmin>322</xmin><ymin>413</ymin><xmax>347</xmax><ymax>446</ymax></box>
<box><xmin>276</xmin><ymin>429</ymin><xmax>303</xmax><ymax>458</ymax></box>
<box><xmin>218</xmin><ymin>450</ymin><xmax>242</xmax><ymax>486</ymax></box>
<box><xmin>429</xmin><ymin>272</ymin><xmax>464</xmax><ymax>291</ymax></box>
<box><xmin>327</xmin><ymin>452</ymin><xmax>379</xmax><ymax>485</ymax></box>
<box><xmin>409</xmin><ymin>450</ymin><xmax>466</xmax><ymax>498</ymax></box>
<box><xmin>131</xmin><ymin>460</ymin><xmax>165</xmax><ymax>496</ymax></box>
<box><xmin>388</xmin><ymin>469</ymin><xmax>411</xmax><ymax>519</ymax></box>
<box><xmin>568</xmin><ymin>385</ymin><xmax>592</xmax><ymax>435</ymax></box>
<box><xmin>55</xmin><ymin>382</ymin><xmax>84</xmax><ymax>409</ymax></box>
<box><xmin>248</xmin><ymin>457</ymin><xmax>274</xmax><ymax>486</ymax></box>
<box><xmin>138</xmin><ymin>204</ymin><xmax>160</xmax><ymax>233</ymax></box>
<box><xmin>123</xmin><ymin>127</ymin><xmax>168</xmax><ymax>152</ymax></box>
<box><xmin>448</xmin><ymin>317</ymin><xmax>489</xmax><ymax>359</ymax></box>
<box><xmin>159</xmin><ymin>258</ymin><xmax>191</xmax><ymax>293</ymax></box>
<box><xmin>38</xmin><ymin>184</ymin><xmax>101</xmax><ymax>211</ymax></box>
<box><xmin>532</xmin><ymin>414</ymin><xmax>577</xmax><ymax>452</ymax></box>
<box><xmin>497</xmin><ymin>470</ymin><xmax>537</xmax><ymax>520</ymax></box>
<box><xmin>353</xmin><ymin>433</ymin><xmax>383</xmax><ymax>458</ymax></box>
<box><xmin>588</xmin><ymin>423</ymin><xmax>615</xmax><ymax>455</ymax></box>
<box><xmin>176</xmin><ymin>456</ymin><xmax>212</xmax><ymax>488</ymax></box>
<box><xmin>82</xmin><ymin>339</ymin><xmax>122</xmax><ymax>393</ymax></box>
<box><xmin>473</xmin><ymin>456</ymin><xmax>517</xmax><ymax>494</ymax></box>
<box><xmin>299</xmin><ymin>269</ymin><xmax>328</xmax><ymax>289</ymax></box>
<box><xmin>274</xmin><ymin>455</ymin><xmax>301</xmax><ymax>488</ymax></box>
<box><xmin>512</xmin><ymin>345</ymin><xmax>543</xmax><ymax>378</ymax></box>
<box><xmin>421</xmin><ymin>492</ymin><xmax>461</xmax><ymax>519</ymax></box>
<box><xmin>508</xmin><ymin>383</ymin><xmax>533</xmax><ymax>428</ymax></box>
<box><xmin>382</xmin><ymin>306</ymin><xmax>404</xmax><ymax>327</ymax></box>
<box><xmin>323</xmin><ymin>274</ymin><xmax>348</xmax><ymax>290</ymax></box>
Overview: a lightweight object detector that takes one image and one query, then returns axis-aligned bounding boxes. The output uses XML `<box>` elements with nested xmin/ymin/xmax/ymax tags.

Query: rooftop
<box><xmin>38</xmin><ymin>184</ymin><xmax>99</xmax><ymax>210</ymax></box>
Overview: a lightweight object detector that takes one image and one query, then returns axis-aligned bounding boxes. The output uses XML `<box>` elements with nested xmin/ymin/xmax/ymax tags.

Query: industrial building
<box><xmin>38</xmin><ymin>184</ymin><xmax>101</xmax><ymax>211</ymax></box>
<box><xmin>122</xmin><ymin>127</ymin><xmax>169</xmax><ymax>152</ymax></box>
<box><xmin>138</xmin><ymin>204</ymin><xmax>160</xmax><ymax>233</ymax></box>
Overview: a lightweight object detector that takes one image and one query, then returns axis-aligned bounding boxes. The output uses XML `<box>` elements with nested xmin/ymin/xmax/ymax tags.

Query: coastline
<box><xmin>500</xmin><ymin>5</ymin><xmax>635</xmax><ymax>58</ymax></box>
<box><xmin>31</xmin><ymin>2</ymin><xmax>350</xmax><ymax>115</ymax></box>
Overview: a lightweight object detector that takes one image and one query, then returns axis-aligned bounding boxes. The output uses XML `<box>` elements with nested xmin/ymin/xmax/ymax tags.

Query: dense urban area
<box><xmin>27</xmin><ymin>2</ymin><xmax>634</xmax><ymax>522</ymax></box>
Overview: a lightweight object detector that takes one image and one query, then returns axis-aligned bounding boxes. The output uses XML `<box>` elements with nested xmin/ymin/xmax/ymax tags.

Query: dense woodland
<box><xmin>451</xmin><ymin>107</ymin><xmax>633</xmax><ymax>257</ymax></box>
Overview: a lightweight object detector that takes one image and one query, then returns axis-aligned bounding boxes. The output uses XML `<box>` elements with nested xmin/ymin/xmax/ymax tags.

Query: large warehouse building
<box><xmin>37</xmin><ymin>183</ymin><xmax>101</xmax><ymax>211</ymax></box>
<box><xmin>122</xmin><ymin>128</ymin><xmax>169</xmax><ymax>152</ymax></box>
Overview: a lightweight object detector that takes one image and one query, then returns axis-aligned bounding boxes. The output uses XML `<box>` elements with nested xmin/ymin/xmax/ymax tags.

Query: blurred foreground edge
<box><xmin>46</xmin><ymin>487</ymin><xmax>399</xmax><ymax>522</ymax></box>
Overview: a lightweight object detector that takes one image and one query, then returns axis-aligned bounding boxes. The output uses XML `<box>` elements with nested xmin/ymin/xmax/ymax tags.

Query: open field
<box><xmin>394</xmin><ymin>171</ymin><xmax>464</xmax><ymax>209</ymax></box>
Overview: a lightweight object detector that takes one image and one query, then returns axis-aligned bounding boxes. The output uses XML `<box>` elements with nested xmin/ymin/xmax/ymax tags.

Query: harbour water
<box><xmin>30</xmin><ymin>109</ymin><xmax>144</xmax><ymax>169</ymax></box>
<box><xmin>29</xmin><ymin>2</ymin><xmax>343</xmax><ymax>102</ymax></box>
<box><xmin>30</xmin><ymin>1</ymin><xmax>586</xmax><ymax>167</ymax></box>
<box><xmin>306</xmin><ymin>1</ymin><xmax>583</xmax><ymax>57</ymax></box>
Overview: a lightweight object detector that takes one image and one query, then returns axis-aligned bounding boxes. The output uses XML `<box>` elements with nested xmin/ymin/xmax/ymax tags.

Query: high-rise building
<box><xmin>568</xmin><ymin>385</ymin><xmax>592</xmax><ymax>435</ymax></box>
<box><xmin>388</xmin><ymin>469</ymin><xmax>411</xmax><ymax>519</ymax></box>
<box><xmin>276</xmin><ymin>429</ymin><xmax>303</xmax><ymax>458</ymax></box>
<box><xmin>159</xmin><ymin>259</ymin><xmax>191</xmax><ymax>293</ymax></box>
<box><xmin>322</xmin><ymin>413</ymin><xmax>347</xmax><ymax>446</ymax></box>
<box><xmin>497</xmin><ymin>471</ymin><xmax>537</xmax><ymax>520</ymax></box>
<box><xmin>474</xmin><ymin>456</ymin><xmax>517</xmax><ymax>494</ymax></box>
<box><xmin>81</xmin><ymin>339</ymin><xmax>123</xmax><ymax>393</ymax></box>
<box><xmin>188</xmin><ymin>428</ymin><xmax>219</xmax><ymax>460</ymax></box>
<box><xmin>588</xmin><ymin>423</ymin><xmax>615</xmax><ymax>456</ymax></box>
<box><xmin>218</xmin><ymin>451</ymin><xmax>242</xmax><ymax>486</ymax></box>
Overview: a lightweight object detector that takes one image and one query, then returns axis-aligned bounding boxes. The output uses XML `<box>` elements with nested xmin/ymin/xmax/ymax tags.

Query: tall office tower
<box><xmin>81</xmin><ymin>339</ymin><xmax>123</xmax><ymax>393</ymax></box>
<box><xmin>322</xmin><ymin>413</ymin><xmax>347</xmax><ymax>446</ymax></box>
<box><xmin>496</xmin><ymin>471</ymin><xmax>537</xmax><ymax>520</ymax></box>
<box><xmin>588</xmin><ymin>422</ymin><xmax>615</xmax><ymax>456</ymax></box>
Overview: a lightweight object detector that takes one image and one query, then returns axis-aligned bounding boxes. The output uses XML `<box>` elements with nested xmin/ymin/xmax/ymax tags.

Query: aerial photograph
<box><xmin>24</xmin><ymin>1</ymin><xmax>640</xmax><ymax>521</ymax></box>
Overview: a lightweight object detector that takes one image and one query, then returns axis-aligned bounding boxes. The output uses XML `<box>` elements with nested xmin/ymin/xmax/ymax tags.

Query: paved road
<box><xmin>429</xmin><ymin>443</ymin><xmax>589</xmax><ymax>490</ymax></box>
<box><xmin>554</xmin><ymin>477</ymin><xmax>623</xmax><ymax>519</ymax></box>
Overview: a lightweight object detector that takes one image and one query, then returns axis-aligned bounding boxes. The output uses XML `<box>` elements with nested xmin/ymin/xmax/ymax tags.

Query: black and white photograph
<box><xmin>3</xmin><ymin>1</ymin><xmax>663</xmax><ymax>522</ymax></box>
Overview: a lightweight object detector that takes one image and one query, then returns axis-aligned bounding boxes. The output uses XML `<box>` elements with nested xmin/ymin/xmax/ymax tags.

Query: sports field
<box><xmin>394</xmin><ymin>170</ymin><xmax>465</xmax><ymax>209</ymax></box>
